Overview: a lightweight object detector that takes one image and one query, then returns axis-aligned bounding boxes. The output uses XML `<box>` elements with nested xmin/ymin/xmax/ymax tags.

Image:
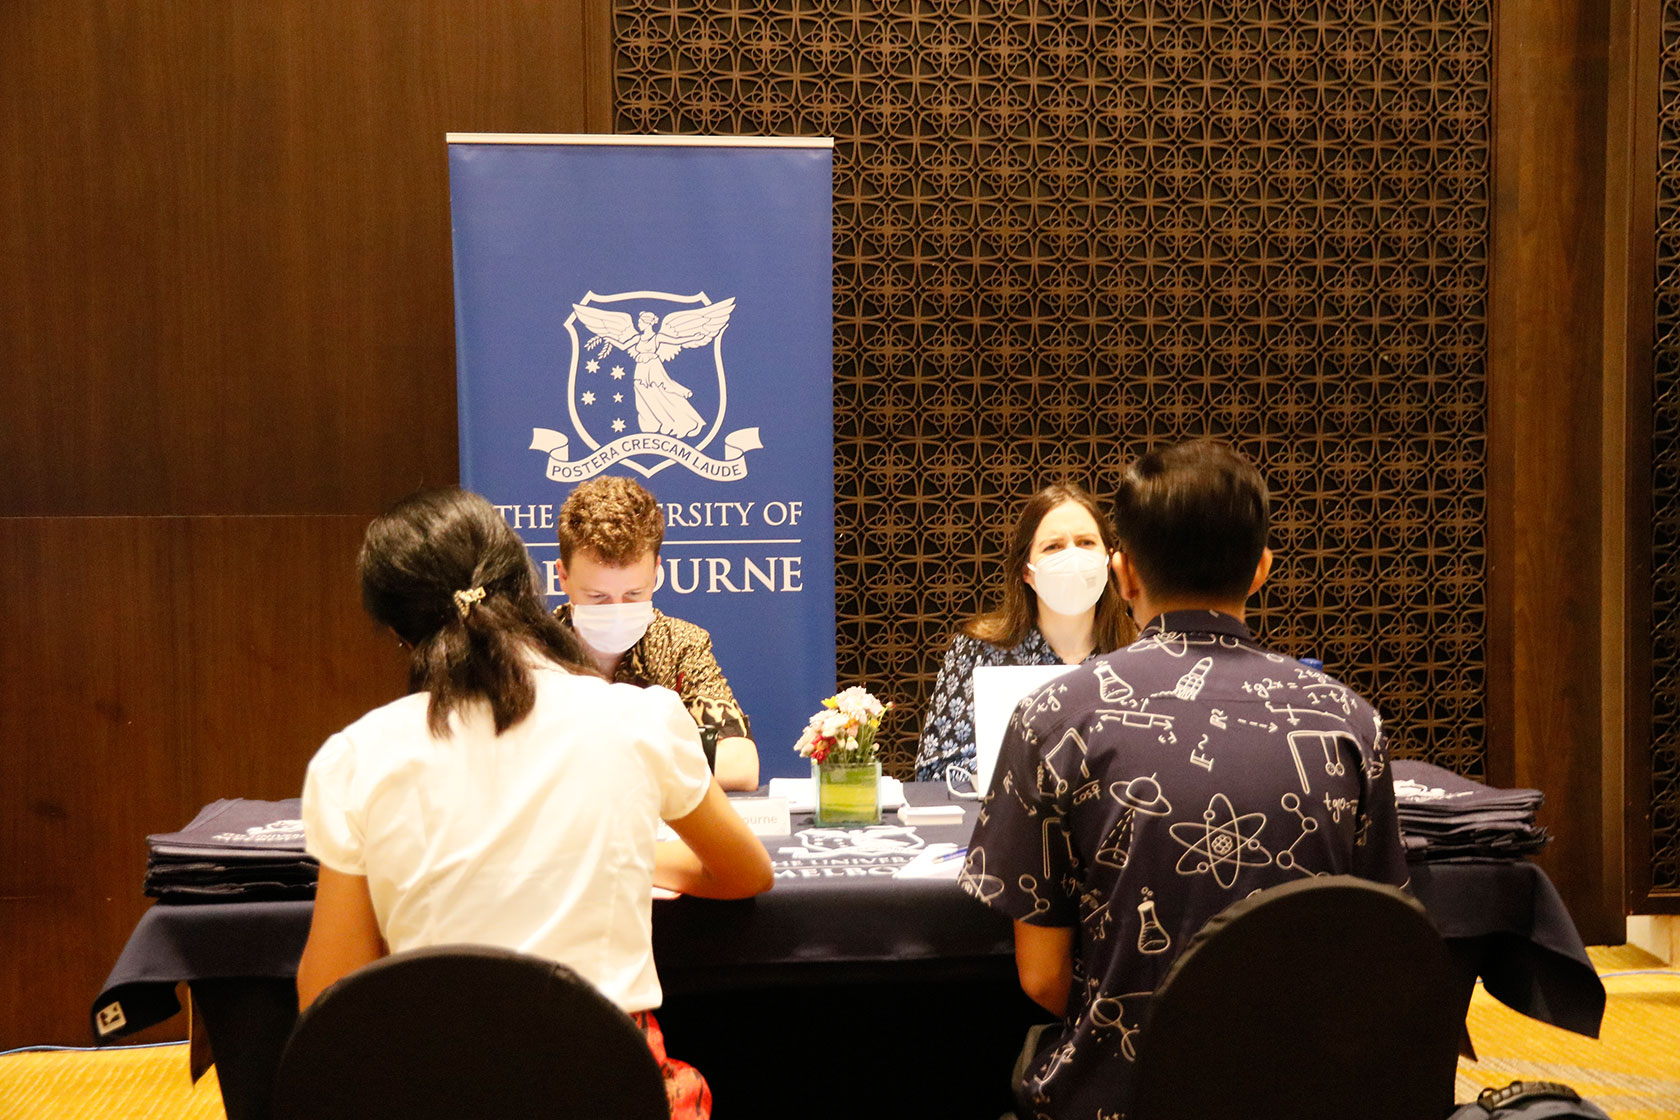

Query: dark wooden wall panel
<box><xmin>1487</xmin><ymin>1</ymin><xmax>1633</xmax><ymax>943</ymax></box>
<box><xmin>0</xmin><ymin>0</ymin><xmax>598</xmax><ymax>518</ymax></box>
<box><xmin>0</xmin><ymin>0</ymin><xmax>605</xmax><ymax>1048</ymax></box>
<box><xmin>1604</xmin><ymin>0</ymin><xmax>1659</xmax><ymax>916</ymax></box>
<box><xmin>0</xmin><ymin>516</ymin><xmax>407</xmax><ymax>1046</ymax></box>
<box><xmin>0</xmin><ymin>521</ymin><xmax>185</xmax><ymax>1050</ymax></box>
<box><xmin>1436</xmin><ymin>0</ymin><xmax>1660</xmax><ymax>926</ymax></box>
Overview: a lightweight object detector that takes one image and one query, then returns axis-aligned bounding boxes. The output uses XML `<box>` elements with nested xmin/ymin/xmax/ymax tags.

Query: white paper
<box><xmin>971</xmin><ymin>664</ymin><xmax>1080</xmax><ymax>792</ymax></box>
<box><xmin>893</xmin><ymin>842</ymin><xmax>967</xmax><ymax>879</ymax></box>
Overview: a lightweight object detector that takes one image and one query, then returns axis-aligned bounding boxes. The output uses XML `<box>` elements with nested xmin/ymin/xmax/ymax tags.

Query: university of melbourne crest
<box><xmin>530</xmin><ymin>290</ymin><xmax>762</xmax><ymax>482</ymax></box>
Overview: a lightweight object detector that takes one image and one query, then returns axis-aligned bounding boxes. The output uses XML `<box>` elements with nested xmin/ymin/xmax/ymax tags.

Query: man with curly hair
<box><xmin>555</xmin><ymin>476</ymin><xmax>759</xmax><ymax>790</ymax></box>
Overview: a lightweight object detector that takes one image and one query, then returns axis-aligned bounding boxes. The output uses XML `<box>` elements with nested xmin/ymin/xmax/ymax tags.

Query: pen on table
<box><xmin>931</xmin><ymin>847</ymin><xmax>968</xmax><ymax>864</ymax></box>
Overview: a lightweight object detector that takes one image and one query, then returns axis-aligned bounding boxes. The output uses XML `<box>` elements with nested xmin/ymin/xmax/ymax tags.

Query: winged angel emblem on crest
<box><xmin>570</xmin><ymin>299</ymin><xmax>735</xmax><ymax>438</ymax></box>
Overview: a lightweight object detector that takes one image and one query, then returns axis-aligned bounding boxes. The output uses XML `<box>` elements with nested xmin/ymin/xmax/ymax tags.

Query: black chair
<box><xmin>271</xmin><ymin>944</ymin><xmax>669</xmax><ymax>1120</ymax></box>
<box><xmin>1130</xmin><ymin>875</ymin><xmax>1469</xmax><ymax>1120</ymax></box>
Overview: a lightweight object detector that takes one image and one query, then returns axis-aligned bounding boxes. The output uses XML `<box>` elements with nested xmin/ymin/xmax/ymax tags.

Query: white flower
<box><xmin>831</xmin><ymin>686</ymin><xmax>883</xmax><ymax>721</ymax></box>
<box><xmin>795</xmin><ymin>686</ymin><xmax>891</xmax><ymax>760</ymax></box>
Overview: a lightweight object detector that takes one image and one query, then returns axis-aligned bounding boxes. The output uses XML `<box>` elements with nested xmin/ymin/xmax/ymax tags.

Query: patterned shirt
<box><xmin>960</xmin><ymin>610</ymin><xmax>1409</xmax><ymax>1120</ymax></box>
<box><xmin>556</xmin><ymin>606</ymin><xmax>751</xmax><ymax>742</ymax></box>
<box><xmin>915</xmin><ymin>628</ymin><xmax>1096</xmax><ymax>781</ymax></box>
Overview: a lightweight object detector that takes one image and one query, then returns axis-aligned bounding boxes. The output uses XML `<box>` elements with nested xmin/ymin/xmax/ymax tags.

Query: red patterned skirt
<box><xmin>631</xmin><ymin>1010</ymin><xmax>712</xmax><ymax>1120</ymax></box>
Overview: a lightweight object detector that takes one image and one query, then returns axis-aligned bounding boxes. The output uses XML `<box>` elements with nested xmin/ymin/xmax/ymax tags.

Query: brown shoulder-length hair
<box><xmin>360</xmin><ymin>488</ymin><xmax>601</xmax><ymax>736</ymax></box>
<box><xmin>962</xmin><ymin>482</ymin><xmax>1135</xmax><ymax>654</ymax></box>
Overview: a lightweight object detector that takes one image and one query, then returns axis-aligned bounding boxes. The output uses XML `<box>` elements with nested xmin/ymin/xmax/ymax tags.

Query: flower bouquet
<box><xmin>795</xmin><ymin>687</ymin><xmax>892</xmax><ymax>824</ymax></box>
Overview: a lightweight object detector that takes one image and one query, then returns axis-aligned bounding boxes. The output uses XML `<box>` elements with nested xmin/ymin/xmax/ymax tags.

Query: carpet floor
<box><xmin>0</xmin><ymin>1044</ymin><xmax>224</xmax><ymax>1120</ymax></box>
<box><xmin>1453</xmin><ymin>944</ymin><xmax>1680</xmax><ymax>1120</ymax></box>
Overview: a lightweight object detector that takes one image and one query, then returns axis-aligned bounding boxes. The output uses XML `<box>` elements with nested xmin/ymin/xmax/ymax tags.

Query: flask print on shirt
<box><xmin>1136</xmin><ymin>891</ymin><xmax>1171</xmax><ymax>954</ymax></box>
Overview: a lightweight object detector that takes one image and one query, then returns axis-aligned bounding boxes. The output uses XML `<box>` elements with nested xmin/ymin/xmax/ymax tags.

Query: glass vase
<box><xmin>813</xmin><ymin>758</ymin><xmax>883</xmax><ymax>825</ymax></box>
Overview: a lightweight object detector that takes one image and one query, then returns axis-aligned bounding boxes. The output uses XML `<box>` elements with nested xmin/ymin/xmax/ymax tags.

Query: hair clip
<box><xmin>452</xmin><ymin>586</ymin><xmax>486</xmax><ymax>619</ymax></box>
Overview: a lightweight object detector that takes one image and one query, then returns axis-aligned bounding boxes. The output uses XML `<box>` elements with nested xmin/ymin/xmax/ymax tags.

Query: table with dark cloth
<box><xmin>92</xmin><ymin>784</ymin><xmax>1604</xmax><ymax>1120</ymax></box>
<box><xmin>1405</xmin><ymin>858</ymin><xmax>1605</xmax><ymax>1038</ymax></box>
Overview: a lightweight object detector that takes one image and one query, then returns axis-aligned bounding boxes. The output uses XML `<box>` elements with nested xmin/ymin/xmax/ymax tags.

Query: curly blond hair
<box><xmin>556</xmin><ymin>477</ymin><xmax>665</xmax><ymax>565</ymax></box>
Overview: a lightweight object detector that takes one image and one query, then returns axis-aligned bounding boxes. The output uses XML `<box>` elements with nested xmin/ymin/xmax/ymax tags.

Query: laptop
<box><xmin>970</xmin><ymin>664</ymin><xmax>1082</xmax><ymax>793</ymax></box>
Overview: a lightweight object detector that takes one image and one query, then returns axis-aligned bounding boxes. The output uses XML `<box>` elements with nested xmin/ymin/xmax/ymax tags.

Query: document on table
<box><xmin>893</xmin><ymin>843</ymin><xmax>967</xmax><ymax>879</ymax></box>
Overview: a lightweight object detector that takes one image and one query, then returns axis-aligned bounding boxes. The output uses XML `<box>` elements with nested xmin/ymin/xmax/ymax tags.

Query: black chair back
<box><xmin>271</xmin><ymin>944</ymin><xmax>669</xmax><ymax>1120</ymax></box>
<box><xmin>1130</xmin><ymin>875</ymin><xmax>1468</xmax><ymax>1120</ymax></box>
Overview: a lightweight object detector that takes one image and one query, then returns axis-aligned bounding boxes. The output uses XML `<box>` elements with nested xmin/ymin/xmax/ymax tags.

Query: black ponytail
<box><xmin>359</xmin><ymin>488</ymin><xmax>598</xmax><ymax>736</ymax></box>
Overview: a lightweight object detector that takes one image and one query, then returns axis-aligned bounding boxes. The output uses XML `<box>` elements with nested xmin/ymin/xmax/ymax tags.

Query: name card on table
<box><xmin>730</xmin><ymin>796</ymin><xmax>792</xmax><ymax>837</ymax></box>
<box><xmin>897</xmin><ymin>803</ymin><xmax>965</xmax><ymax>827</ymax></box>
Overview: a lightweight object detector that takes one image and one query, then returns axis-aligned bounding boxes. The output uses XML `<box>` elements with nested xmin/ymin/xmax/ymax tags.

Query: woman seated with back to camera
<box><xmin>914</xmin><ymin>482</ymin><xmax>1136</xmax><ymax>783</ymax></box>
<box><xmin>295</xmin><ymin>487</ymin><xmax>772</xmax><ymax>1119</ymax></box>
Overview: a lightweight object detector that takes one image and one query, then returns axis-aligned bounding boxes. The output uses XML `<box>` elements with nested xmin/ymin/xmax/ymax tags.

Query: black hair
<box><xmin>1112</xmin><ymin>439</ymin><xmax>1270</xmax><ymax>602</ymax></box>
<box><xmin>359</xmin><ymin>487</ymin><xmax>599</xmax><ymax>735</ymax></box>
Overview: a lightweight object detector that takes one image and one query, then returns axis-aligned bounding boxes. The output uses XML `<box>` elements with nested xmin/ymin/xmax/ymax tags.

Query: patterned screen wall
<box><xmin>614</xmin><ymin>1</ymin><xmax>1492</xmax><ymax>779</ymax></box>
<box><xmin>1651</xmin><ymin>1</ymin><xmax>1680</xmax><ymax>896</ymax></box>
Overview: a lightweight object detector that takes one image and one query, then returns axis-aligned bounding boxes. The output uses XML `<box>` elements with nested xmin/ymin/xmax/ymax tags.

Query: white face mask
<box><xmin>1028</xmin><ymin>547</ymin><xmax>1109</xmax><ymax>616</ymax></box>
<box><xmin>570</xmin><ymin>600</ymin><xmax>655</xmax><ymax>655</ymax></box>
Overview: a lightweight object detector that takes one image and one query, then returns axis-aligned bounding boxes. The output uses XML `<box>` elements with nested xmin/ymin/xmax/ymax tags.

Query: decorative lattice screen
<box><xmin>614</xmin><ymin>1</ymin><xmax>1492</xmax><ymax>781</ymax></box>
<box><xmin>1650</xmin><ymin>1</ymin><xmax>1680</xmax><ymax>895</ymax></box>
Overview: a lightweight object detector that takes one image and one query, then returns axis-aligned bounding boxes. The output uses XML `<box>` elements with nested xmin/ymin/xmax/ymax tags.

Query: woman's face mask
<box><xmin>1027</xmin><ymin>546</ymin><xmax>1110</xmax><ymax>616</ymax></box>
<box><xmin>570</xmin><ymin>600</ymin><xmax>655</xmax><ymax>654</ymax></box>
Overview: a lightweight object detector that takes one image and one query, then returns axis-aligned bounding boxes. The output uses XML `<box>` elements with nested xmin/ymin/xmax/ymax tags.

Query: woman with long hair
<box><xmin>914</xmin><ymin>482</ymin><xmax>1136</xmax><ymax>782</ymax></box>
<box><xmin>296</xmin><ymin>488</ymin><xmax>771</xmax><ymax>1118</ymax></box>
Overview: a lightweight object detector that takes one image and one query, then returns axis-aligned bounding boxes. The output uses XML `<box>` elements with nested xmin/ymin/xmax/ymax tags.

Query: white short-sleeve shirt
<box><xmin>302</xmin><ymin>661</ymin><xmax>712</xmax><ymax>1013</ymax></box>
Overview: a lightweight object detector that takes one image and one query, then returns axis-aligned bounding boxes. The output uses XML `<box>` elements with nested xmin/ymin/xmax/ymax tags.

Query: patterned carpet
<box><xmin>1453</xmin><ymin>945</ymin><xmax>1680</xmax><ymax>1120</ymax></box>
<box><xmin>1</xmin><ymin>946</ymin><xmax>1674</xmax><ymax>1120</ymax></box>
<box><xmin>0</xmin><ymin>1044</ymin><xmax>224</xmax><ymax>1120</ymax></box>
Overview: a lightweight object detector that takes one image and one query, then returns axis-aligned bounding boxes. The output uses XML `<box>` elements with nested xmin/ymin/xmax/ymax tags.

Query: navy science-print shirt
<box><xmin>960</xmin><ymin>610</ymin><xmax>1409</xmax><ymax>1120</ymax></box>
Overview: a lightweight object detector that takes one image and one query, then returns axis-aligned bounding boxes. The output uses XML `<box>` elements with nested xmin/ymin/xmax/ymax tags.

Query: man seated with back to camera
<box><xmin>960</xmin><ymin>438</ymin><xmax>1409</xmax><ymax>1120</ymax></box>
<box><xmin>554</xmin><ymin>476</ymin><xmax>760</xmax><ymax>790</ymax></box>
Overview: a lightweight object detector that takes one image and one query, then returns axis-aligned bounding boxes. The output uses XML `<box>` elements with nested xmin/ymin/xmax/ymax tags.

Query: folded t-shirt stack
<box><xmin>145</xmin><ymin>797</ymin><xmax>316</xmax><ymax>901</ymax></box>
<box><xmin>1391</xmin><ymin>759</ymin><xmax>1549</xmax><ymax>861</ymax></box>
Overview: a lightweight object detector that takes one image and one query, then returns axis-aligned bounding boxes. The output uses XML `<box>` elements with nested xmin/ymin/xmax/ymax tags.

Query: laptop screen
<box><xmin>970</xmin><ymin>663</ymin><xmax>1082</xmax><ymax>794</ymax></box>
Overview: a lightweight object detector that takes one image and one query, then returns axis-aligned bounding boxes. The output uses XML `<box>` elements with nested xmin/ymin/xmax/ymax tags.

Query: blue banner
<box><xmin>448</xmin><ymin>135</ymin><xmax>835</xmax><ymax>780</ymax></box>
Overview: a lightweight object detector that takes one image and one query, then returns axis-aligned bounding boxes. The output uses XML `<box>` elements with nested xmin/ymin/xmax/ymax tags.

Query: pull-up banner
<box><xmin>447</xmin><ymin>135</ymin><xmax>835</xmax><ymax>780</ymax></box>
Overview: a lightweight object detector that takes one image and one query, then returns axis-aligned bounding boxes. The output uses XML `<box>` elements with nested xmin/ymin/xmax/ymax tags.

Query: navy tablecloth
<box><xmin>97</xmin><ymin>796</ymin><xmax>1003</xmax><ymax>1033</ymax></box>
<box><xmin>92</xmin><ymin>785</ymin><xmax>1605</xmax><ymax>1120</ymax></box>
